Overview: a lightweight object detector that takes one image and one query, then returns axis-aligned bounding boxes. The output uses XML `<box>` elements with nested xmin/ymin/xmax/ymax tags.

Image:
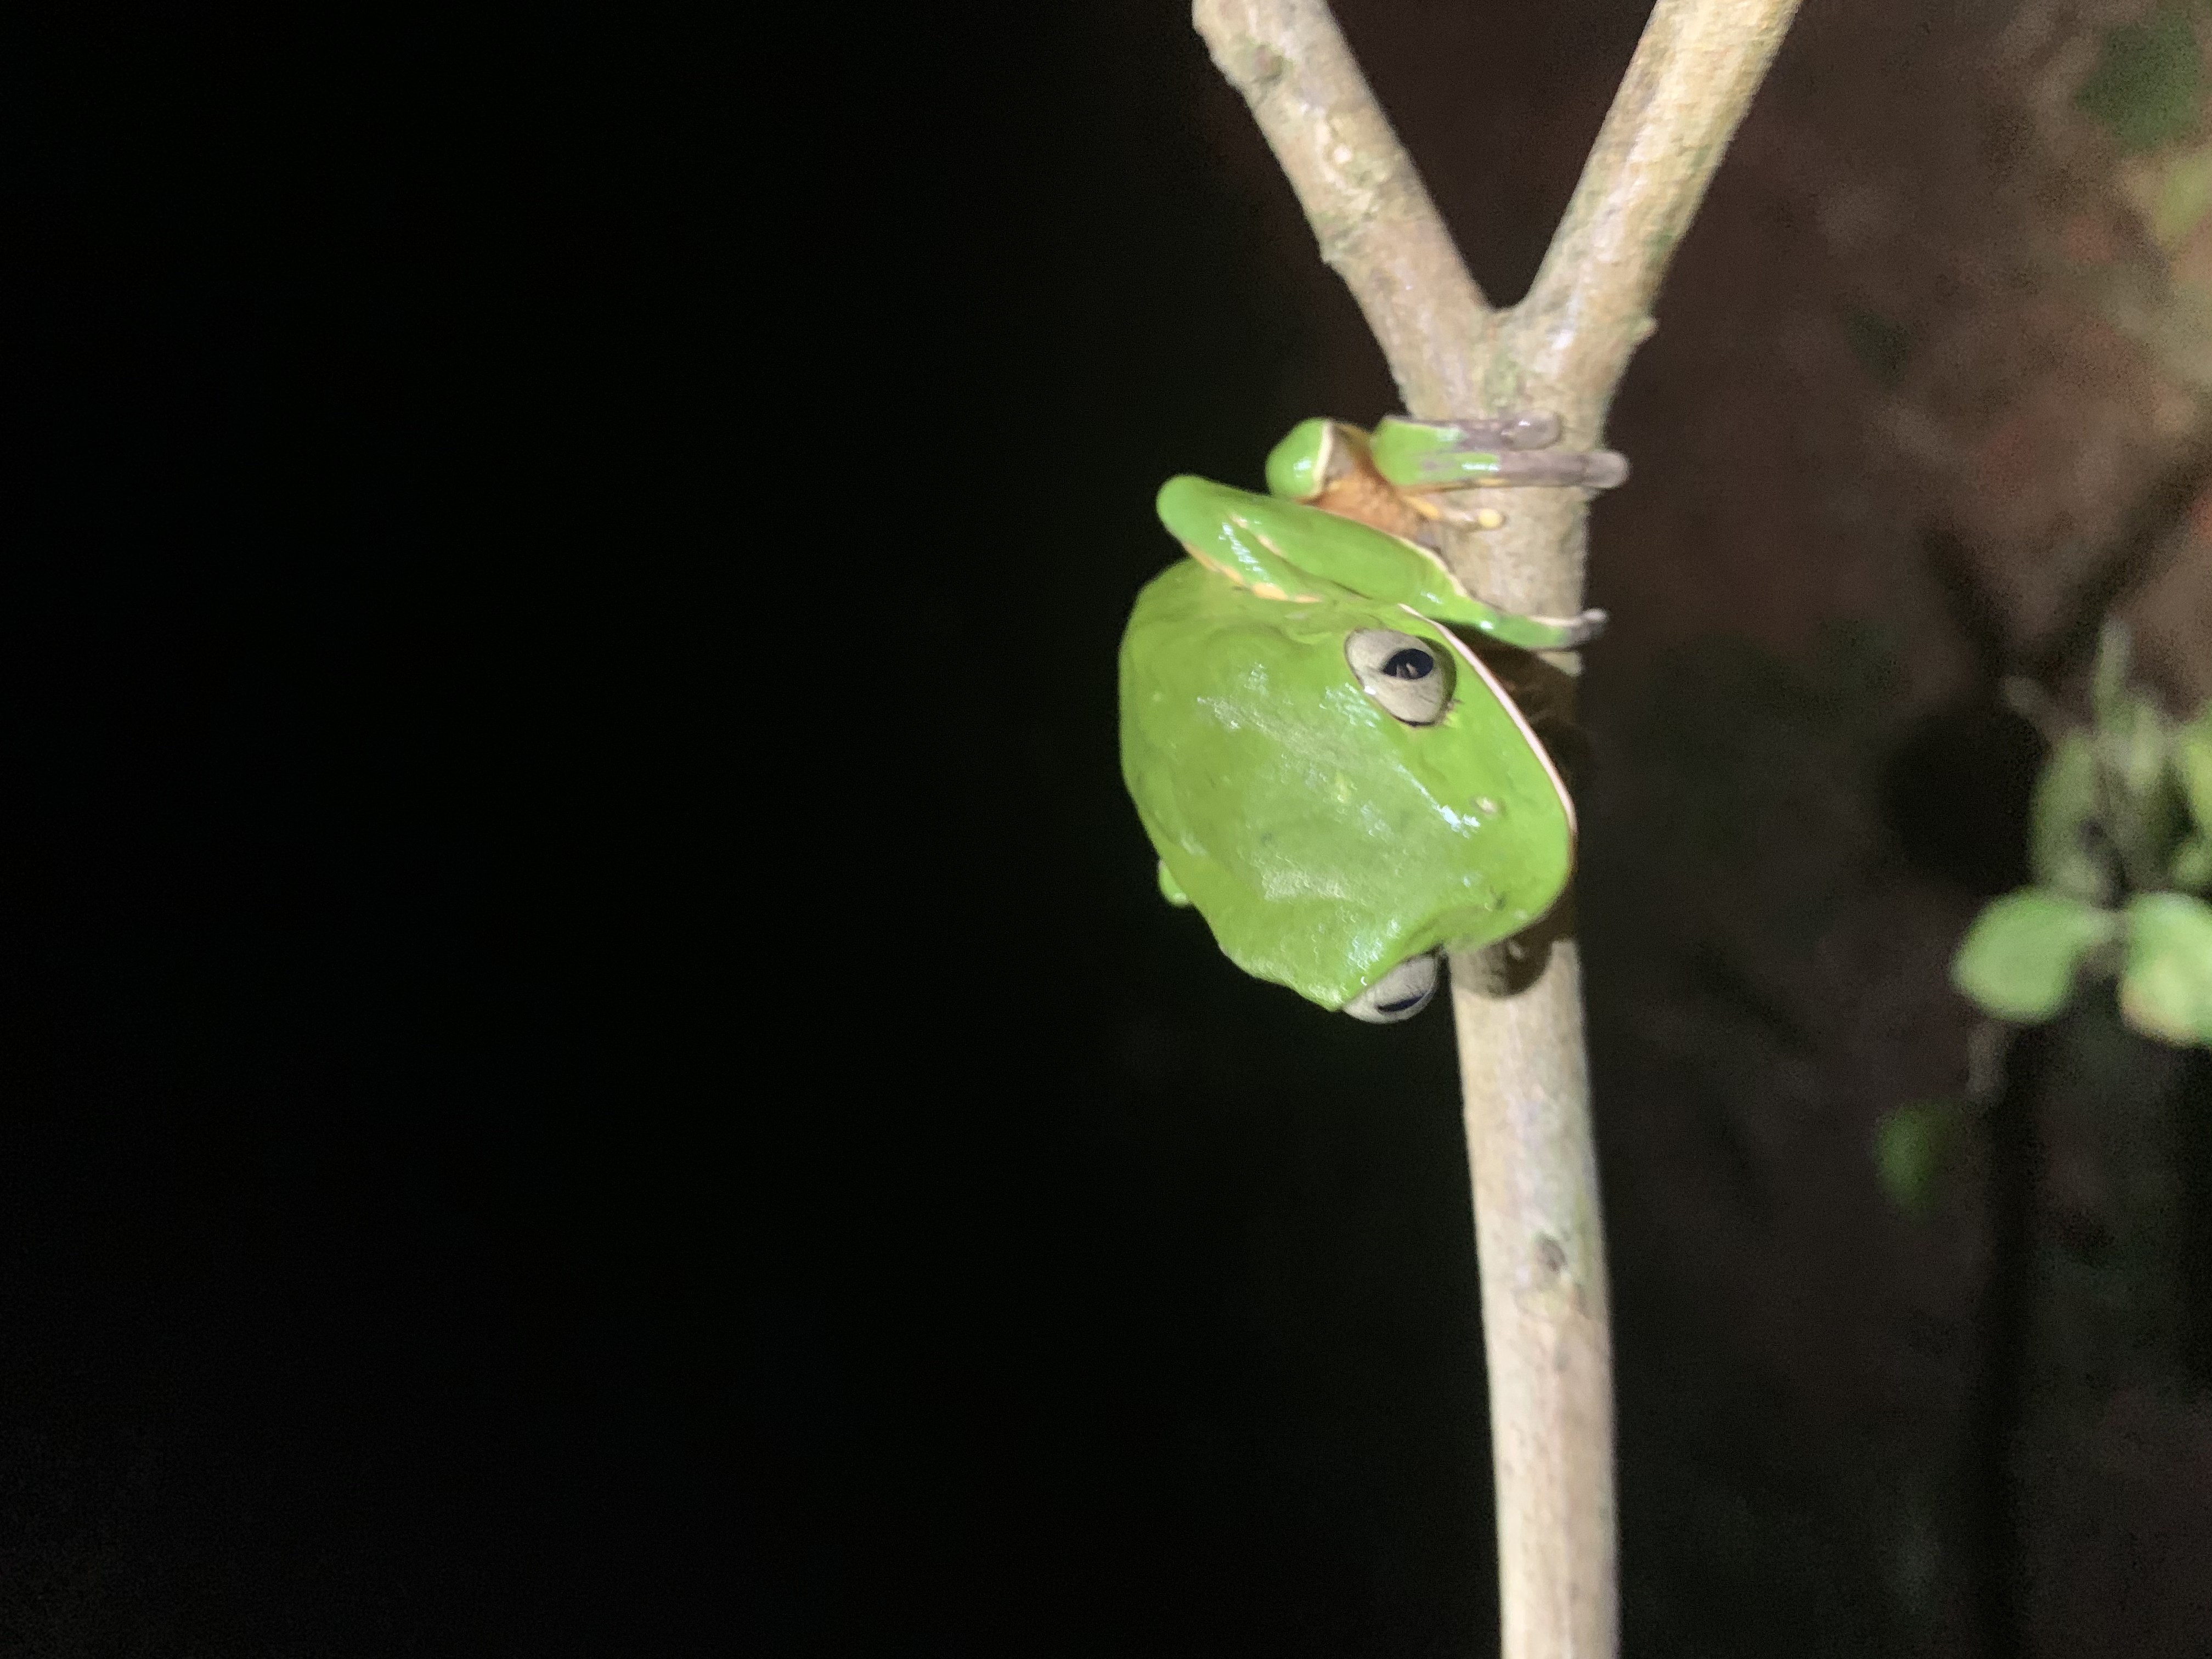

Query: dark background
<box><xmin>6</xmin><ymin>1</ymin><xmax>2212</xmax><ymax>1655</ymax></box>
<box><xmin>4</xmin><ymin>7</ymin><xmax>738</xmax><ymax>1653</ymax></box>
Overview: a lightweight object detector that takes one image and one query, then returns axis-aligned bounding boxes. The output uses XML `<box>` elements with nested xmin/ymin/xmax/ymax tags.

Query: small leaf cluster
<box><xmin>1951</xmin><ymin>627</ymin><xmax>2212</xmax><ymax>1047</ymax></box>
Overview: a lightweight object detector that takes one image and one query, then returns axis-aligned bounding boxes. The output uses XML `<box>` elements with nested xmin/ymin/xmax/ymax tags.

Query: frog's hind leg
<box><xmin>1261</xmin><ymin>419</ymin><xmax>1437</xmax><ymax>545</ymax></box>
<box><xmin>1370</xmin><ymin>415</ymin><xmax>1629</xmax><ymax>490</ymax></box>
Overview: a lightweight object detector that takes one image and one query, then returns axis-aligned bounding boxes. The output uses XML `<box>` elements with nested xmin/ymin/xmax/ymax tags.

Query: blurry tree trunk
<box><xmin>1189</xmin><ymin>2</ymin><xmax>1802</xmax><ymax>1653</ymax></box>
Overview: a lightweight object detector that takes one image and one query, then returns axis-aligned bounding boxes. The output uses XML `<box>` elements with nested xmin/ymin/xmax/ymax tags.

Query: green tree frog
<box><xmin>1119</xmin><ymin>415</ymin><xmax>1626</xmax><ymax>1022</ymax></box>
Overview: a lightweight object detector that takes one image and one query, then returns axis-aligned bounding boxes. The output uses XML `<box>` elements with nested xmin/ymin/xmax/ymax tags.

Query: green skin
<box><xmin>1119</xmin><ymin>417</ymin><xmax>1611</xmax><ymax>1014</ymax></box>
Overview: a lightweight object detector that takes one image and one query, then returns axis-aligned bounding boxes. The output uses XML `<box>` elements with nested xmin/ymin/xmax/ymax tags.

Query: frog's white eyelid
<box><xmin>1346</xmin><ymin>628</ymin><xmax>1451</xmax><ymax>725</ymax></box>
<box><xmin>1343</xmin><ymin>952</ymin><xmax>1440</xmax><ymax>1022</ymax></box>
<box><xmin>1406</xmin><ymin>606</ymin><xmax>1575</xmax><ymax>837</ymax></box>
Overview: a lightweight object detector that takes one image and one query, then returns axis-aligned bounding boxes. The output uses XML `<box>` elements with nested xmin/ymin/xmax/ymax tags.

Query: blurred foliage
<box><xmin>1873</xmin><ymin>1098</ymin><xmax>1971</xmax><ymax>1215</ymax></box>
<box><xmin>2074</xmin><ymin>0</ymin><xmax>2212</xmax><ymax>397</ymax></box>
<box><xmin>2076</xmin><ymin>0</ymin><xmax>2206</xmax><ymax>154</ymax></box>
<box><xmin>2137</xmin><ymin>137</ymin><xmax>2212</xmax><ymax>246</ymax></box>
<box><xmin>1950</xmin><ymin>623</ymin><xmax>2212</xmax><ymax>1046</ymax></box>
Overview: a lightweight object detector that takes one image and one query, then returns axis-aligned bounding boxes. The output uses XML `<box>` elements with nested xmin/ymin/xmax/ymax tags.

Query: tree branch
<box><xmin>1192</xmin><ymin>0</ymin><xmax>1492</xmax><ymax>415</ymax></box>
<box><xmin>1189</xmin><ymin>3</ymin><xmax>1802</xmax><ymax>1657</ymax></box>
<box><xmin>1507</xmin><ymin>0</ymin><xmax>1803</xmax><ymax>432</ymax></box>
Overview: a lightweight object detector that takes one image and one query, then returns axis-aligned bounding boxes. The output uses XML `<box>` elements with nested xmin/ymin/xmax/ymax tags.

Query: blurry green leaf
<box><xmin>2175</xmin><ymin>704</ymin><xmax>2212</xmax><ymax>831</ymax></box>
<box><xmin>1875</xmin><ymin>1100</ymin><xmax>1966</xmax><ymax>1216</ymax></box>
<box><xmin>2077</xmin><ymin>3</ymin><xmax>2207</xmax><ymax>154</ymax></box>
<box><xmin>2092</xmin><ymin>620</ymin><xmax>2134</xmax><ymax>732</ymax></box>
<box><xmin>2172</xmin><ymin>833</ymin><xmax>2212</xmax><ymax>890</ymax></box>
<box><xmin>2151</xmin><ymin>140</ymin><xmax>2212</xmax><ymax>245</ymax></box>
<box><xmin>2172</xmin><ymin>706</ymin><xmax>2212</xmax><ymax>891</ymax></box>
<box><xmin>2120</xmin><ymin>891</ymin><xmax>2212</xmax><ymax>1045</ymax></box>
<box><xmin>1951</xmin><ymin>889</ymin><xmax>2121</xmax><ymax>1022</ymax></box>
<box><xmin>2086</xmin><ymin>626</ymin><xmax>2183</xmax><ymax>885</ymax></box>
<box><xmin>2110</xmin><ymin>693</ymin><xmax>2172</xmax><ymax>802</ymax></box>
<box><xmin>2107</xmin><ymin>697</ymin><xmax>2185</xmax><ymax>885</ymax></box>
<box><xmin>2030</xmin><ymin>732</ymin><xmax>2110</xmax><ymax>902</ymax></box>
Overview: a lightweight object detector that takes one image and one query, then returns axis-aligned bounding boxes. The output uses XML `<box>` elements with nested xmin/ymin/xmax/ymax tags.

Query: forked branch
<box><xmin>1188</xmin><ymin>4</ymin><xmax>1802</xmax><ymax>1657</ymax></box>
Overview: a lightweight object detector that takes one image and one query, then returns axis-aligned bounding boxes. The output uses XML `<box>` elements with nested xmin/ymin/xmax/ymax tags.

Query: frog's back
<box><xmin>1119</xmin><ymin>563</ymin><xmax>1573</xmax><ymax>1008</ymax></box>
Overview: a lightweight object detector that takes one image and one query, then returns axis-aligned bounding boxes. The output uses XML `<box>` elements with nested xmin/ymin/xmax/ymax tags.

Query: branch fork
<box><xmin>1188</xmin><ymin>3</ymin><xmax>1803</xmax><ymax>1655</ymax></box>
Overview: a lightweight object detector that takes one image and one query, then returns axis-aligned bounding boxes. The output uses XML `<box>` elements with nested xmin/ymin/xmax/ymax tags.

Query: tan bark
<box><xmin>1190</xmin><ymin>3</ymin><xmax>1803</xmax><ymax>1655</ymax></box>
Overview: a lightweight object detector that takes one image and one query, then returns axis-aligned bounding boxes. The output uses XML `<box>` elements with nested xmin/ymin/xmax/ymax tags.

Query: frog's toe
<box><xmin>1564</xmin><ymin>607</ymin><xmax>1608</xmax><ymax>645</ymax></box>
<box><xmin>1485</xmin><ymin>448</ymin><xmax>1629</xmax><ymax>488</ymax></box>
<box><xmin>1382</xmin><ymin>412</ymin><xmax>1560</xmax><ymax>451</ymax></box>
<box><xmin>1342</xmin><ymin>951</ymin><xmax>1441</xmax><ymax>1023</ymax></box>
<box><xmin>1579</xmin><ymin>450</ymin><xmax>1629</xmax><ymax>489</ymax></box>
<box><xmin>1516</xmin><ymin>607</ymin><xmax>1607</xmax><ymax>648</ymax></box>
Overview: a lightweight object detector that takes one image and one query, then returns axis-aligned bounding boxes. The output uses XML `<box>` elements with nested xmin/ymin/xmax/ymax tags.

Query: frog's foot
<box><xmin>1539</xmin><ymin>608</ymin><xmax>1609</xmax><ymax>649</ymax></box>
<box><xmin>1262</xmin><ymin>418</ymin><xmax>1438</xmax><ymax>544</ymax></box>
<box><xmin>1415</xmin><ymin>411</ymin><xmax>1562</xmax><ymax>450</ymax></box>
<box><xmin>1371</xmin><ymin>414</ymin><xmax>1630</xmax><ymax>493</ymax></box>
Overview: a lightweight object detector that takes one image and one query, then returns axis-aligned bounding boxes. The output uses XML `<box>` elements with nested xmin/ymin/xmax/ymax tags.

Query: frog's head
<box><xmin>1119</xmin><ymin>566</ymin><xmax>1575</xmax><ymax>1018</ymax></box>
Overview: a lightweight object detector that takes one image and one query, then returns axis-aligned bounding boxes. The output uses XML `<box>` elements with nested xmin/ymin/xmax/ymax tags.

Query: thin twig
<box><xmin>1190</xmin><ymin>3</ymin><xmax>1802</xmax><ymax>1656</ymax></box>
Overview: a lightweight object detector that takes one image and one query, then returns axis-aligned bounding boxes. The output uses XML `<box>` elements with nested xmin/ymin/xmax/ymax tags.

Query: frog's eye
<box><xmin>1342</xmin><ymin>951</ymin><xmax>1440</xmax><ymax>1023</ymax></box>
<box><xmin>1346</xmin><ymin>628</ymin><xmax>1453</xmax><ymax>724</ymax></box>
